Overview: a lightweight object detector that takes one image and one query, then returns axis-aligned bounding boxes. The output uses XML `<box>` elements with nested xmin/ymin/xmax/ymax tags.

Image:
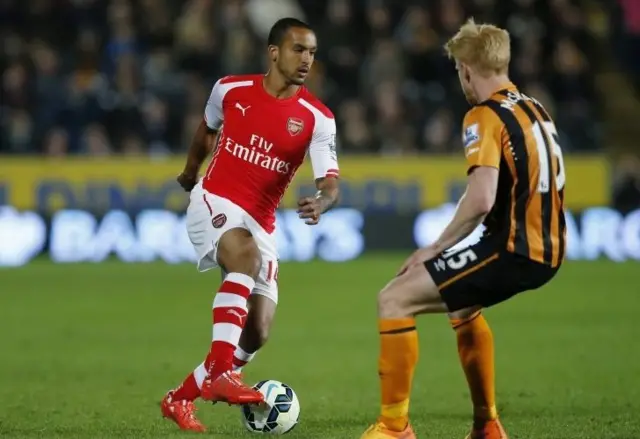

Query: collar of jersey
<box><xmin>491</xmin><ymin>81</ymin><xmax>517</xmax><ymax>98</ymax></box>
<box><xmin>257</xmin><ymin>75</ymin><xmax>304</xmax><ymax>105</ymax></box>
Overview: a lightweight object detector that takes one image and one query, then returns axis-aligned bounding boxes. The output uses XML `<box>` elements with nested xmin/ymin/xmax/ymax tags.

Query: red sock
<box><xmin>172</xmin><ymin>362</ymin><xmax>208</xmax><ymax>401</ymax></box>
<box><xmin>206</xmin><ymin>273</ymin><xmax>254</xmax><ymax>378</ymax></box>
<box><xmin>172</xmin><ymin>373</ymin><xmax>200</xmax><ymax>401</ymax></box>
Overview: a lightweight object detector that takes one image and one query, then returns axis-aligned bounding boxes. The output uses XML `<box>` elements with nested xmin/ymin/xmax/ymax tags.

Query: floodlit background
<box><xmin>1</xmin><ymin>1</ymin><xmax>639</xmax><ymax>438</ymax></box>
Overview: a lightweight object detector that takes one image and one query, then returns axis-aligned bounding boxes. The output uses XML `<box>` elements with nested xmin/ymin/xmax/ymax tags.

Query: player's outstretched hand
<box><xmin>177</xmin><ymin>172</ymin><xmax>198</xmax><ymax>192</ymax></box>
<box><xmin>397</xmin><ymin>245</ymin><xmax>439</xmax><ymax>276</ymax></box>
<box><xmin>296</xmin><ymin>196</ymin><xmax>321</xmax><ymax>225</ymax></box>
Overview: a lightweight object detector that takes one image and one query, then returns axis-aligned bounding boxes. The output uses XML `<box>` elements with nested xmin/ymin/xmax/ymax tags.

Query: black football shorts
<box><xmin>423</xmin><ymin>238</ymin><xmax>560</xmax><ymax>312</ymax></box>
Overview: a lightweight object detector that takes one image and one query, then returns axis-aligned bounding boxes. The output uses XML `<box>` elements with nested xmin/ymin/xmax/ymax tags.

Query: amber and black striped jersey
<box><xmin>461</xmin><ymin>83</ymin><xmax>566</xmax><ymax>267</ymax></box>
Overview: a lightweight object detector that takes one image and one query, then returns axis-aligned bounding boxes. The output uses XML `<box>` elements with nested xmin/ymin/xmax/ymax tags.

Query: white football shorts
<box><xmin>185</xmin><ymin>180</ymin><xmax>279</xmax><ymax>304</ymax></box>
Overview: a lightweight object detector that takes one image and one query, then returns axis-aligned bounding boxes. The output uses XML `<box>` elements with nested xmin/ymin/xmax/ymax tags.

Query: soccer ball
<box><xmin>241</xmin><ymin>380</ymin><xmax>300</xmax><ymax>434</ymax></box>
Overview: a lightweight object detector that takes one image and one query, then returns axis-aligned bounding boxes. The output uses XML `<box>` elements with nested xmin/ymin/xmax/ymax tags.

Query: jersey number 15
<box><xmin>532</xmin><ymin>121</ymin><xmax>566</xmax><ymax>193</ymax></box>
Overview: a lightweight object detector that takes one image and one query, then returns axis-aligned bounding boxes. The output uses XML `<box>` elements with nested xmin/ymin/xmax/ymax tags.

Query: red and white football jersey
<box><xmin>202</xmin><ymin>74</ymin><xmax>339</xmax><ymax>233</ymax></box>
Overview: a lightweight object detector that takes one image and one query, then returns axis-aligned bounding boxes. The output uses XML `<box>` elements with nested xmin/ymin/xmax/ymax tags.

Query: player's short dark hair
<box><xmin>267</xmin><ymin>18</ymin><xmax>313</xmax><ymax>47</ymax></box>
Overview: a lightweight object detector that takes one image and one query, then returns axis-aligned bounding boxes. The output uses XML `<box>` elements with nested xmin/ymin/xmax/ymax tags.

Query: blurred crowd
<box><xmin>611</xmin><ymin>0</ymin><xmax>640</xmax><ymax>95</ymax></box>
<box><xmin>0</xmin><ymin>0</ymin><xmax>630</xmax><ymax>157</ymax></box>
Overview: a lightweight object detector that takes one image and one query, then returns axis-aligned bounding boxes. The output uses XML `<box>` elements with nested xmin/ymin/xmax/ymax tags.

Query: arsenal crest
<box><xmin>211</xmin><ymin>213</ymin><xmax>227</xmax><ymax>229</ymax></box>
<box><xmin>287</xmin><ymin>117</ymin><xmax>304</xmax><ymax>136</ymax></box>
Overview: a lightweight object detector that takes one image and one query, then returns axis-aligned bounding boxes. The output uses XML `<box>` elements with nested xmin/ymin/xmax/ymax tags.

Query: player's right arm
<box><xmin>431</xmin><ymin>107</ymin><xmax>503</xmax><ymax>253</ymax></box>
<box><xmin>177</xmin><ymin>79</ymin><xmax>225</xmax><ymax>191</ymax></box>
<box><xmin>398</xmin><ymin>107</ymin><xmax>503</xmax><ymax>274</ymax></box>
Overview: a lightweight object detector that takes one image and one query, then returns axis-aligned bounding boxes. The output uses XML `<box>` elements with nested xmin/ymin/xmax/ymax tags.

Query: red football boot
<box><xmin>201</xmin><ymin>369</ymin><xmax>264</xmax><ymax>405</ymax></box>
<box><xmin>210</xmin><ymin>371</ymin><xmax>243</xmax><ymax>406</ymax></box>
<box><xmin>160</xmin><ymin>391</ymin><xmax>206</xmax><ymax>432</ymax></box>
<box><xmin>465</xmin><ymin>419</ymin><xmax>508</xmax><ymax>439</ymax></box>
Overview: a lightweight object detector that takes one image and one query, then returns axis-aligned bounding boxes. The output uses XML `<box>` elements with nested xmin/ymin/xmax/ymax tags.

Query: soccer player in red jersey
<box><xmin>160</xmin><ymin>18</ymin><xmax>340</xmax><ymax>432</ymax></box>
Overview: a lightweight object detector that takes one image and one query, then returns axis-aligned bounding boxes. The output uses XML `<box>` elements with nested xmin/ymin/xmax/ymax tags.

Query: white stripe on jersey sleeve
<box><xmin>204</xmin><ymin>79</ymin><xmax>253</xmax><ymax>130</ymax></box>
<box><xmin>298</xmin><ymin>98</ymin><xmax>340</xmax><ymax>180</ymax></box>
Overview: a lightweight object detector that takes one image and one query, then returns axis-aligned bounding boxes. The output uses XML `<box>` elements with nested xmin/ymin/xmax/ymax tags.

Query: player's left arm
<box><xmin>431</xmin><ymin>108</ymin><xmax>502</xmax><ymax>254</ymax></box>
<box><xmin>297</xmin><ymin>114</ymin><xmax>340</xmax><ymax>225</ymax></box>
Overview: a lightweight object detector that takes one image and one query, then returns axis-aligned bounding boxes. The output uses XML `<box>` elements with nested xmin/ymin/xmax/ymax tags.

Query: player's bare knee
<box><xmin>378</xmin><ymin>266</ymin><xmax>448</xmax><ymax>317</ymax></box>
<box><xmin>377</xmin><ymin>282</ymin><xmax>410</xmax><ymax>319</ymax></box>
<box><xmin>217</xmin><ymin>228</ymin><xmax>262</xmax><ymax>279</ymax></box>
<box><xmin>448</xmin><ymin>306</ymin><xmax>482</xmax><ymax>322</ymax></box>
<box><xmin>234</xmin><ymin>244</ymin><xmax>262</xmax><ymax>279</ymax></box>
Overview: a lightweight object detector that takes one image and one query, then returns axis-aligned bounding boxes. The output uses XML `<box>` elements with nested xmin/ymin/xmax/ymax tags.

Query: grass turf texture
<box><xmin>1</xmin><ymin>256</ymin><xmax>638</xmax><ymax>439</ymax></box>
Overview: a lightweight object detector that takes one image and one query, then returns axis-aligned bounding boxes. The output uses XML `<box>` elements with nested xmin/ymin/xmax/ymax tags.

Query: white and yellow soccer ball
<box><xmin>241</xmin><ymin>380</ymin><xmax>300</xmax><ymax>434</ymax></box>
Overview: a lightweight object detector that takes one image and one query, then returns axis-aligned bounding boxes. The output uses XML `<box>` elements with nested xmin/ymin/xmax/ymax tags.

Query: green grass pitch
<box><xmin>1</xmin><ymin>255</ymin><xmax>639</xmax><ymax>438</ymax></box>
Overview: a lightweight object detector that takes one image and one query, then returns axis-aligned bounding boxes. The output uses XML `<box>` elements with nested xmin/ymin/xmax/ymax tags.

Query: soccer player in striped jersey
<box><xmin>360</xmin><ymin>19</ymin><xmax>566</xmax><ymax>439</ymax></box>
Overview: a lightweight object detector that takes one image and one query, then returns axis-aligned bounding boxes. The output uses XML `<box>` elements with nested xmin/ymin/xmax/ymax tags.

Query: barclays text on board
<box><xmin>0</xmin><ymin>205</ymin><xmax>639</xmax><ymax>267</ymax></box>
